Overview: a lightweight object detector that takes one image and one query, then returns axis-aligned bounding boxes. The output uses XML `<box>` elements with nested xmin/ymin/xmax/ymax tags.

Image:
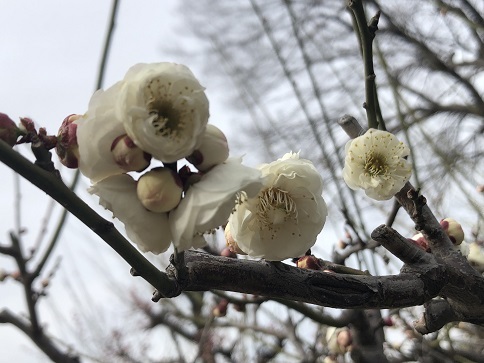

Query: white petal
<box><xmin>89</xmin><ymin>174</ymin><xmax>172</xmax><ymax>254</ymax></box>
<box><xmin>76</xmin><ymin>82</ymin><xmax>128</xmax><ymax>183</ymax></box>
<box><xmin>169</xmin><ymin>157</ymin><xmax>263</xmax><ymax>251</ymax></box>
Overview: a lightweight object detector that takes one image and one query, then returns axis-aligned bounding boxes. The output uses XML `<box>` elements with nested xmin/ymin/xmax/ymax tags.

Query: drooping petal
<box><xmin>89</xmin><ymin>174</ymin><xmax>172</xmax><ymax>254</ymax></box>
<box><xmin>76</xmin><ymin>82</ymin><xmax>128</xmax><ymax>182</ymax></box>
<box><xmin>169</xmin><ymin>157</ymin><xmax>263</xmax><ymax>251</ymax></box>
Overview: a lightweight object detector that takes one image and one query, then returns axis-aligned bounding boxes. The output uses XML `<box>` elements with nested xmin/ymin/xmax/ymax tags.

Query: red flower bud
<box><xmin>297</xmin><ymin>255</ymin><xmax>323</xmax><ymax>270</ymax></box>
<box><xmin>0</xmin><ymin>113</ymin><xmax>21</xmax><ymax>147</ymax></box>
<box><xmin>56</xmin><ymin>114</ymin><xmax>81</xmax><ymax>168</ymax></box>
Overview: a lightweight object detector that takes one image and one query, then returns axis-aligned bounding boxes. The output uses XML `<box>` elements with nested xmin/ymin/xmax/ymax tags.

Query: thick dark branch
<box><xmin>371</xmin><ymin>225</ymin><xmax>434</xmax><ymax>266</ymax></box>
<box><xmin>169</xmin><ymin>251</ymin><xmax>444</xmax><ymax>309</ymax></box>
<box><xmin>414</xmin><ymin>299</ymin><xmax>457</xmax><ymax>335</ymax></box>
<box><xmin>0</xmin><ymin>309</ymin><xmax>79</xmax><ymax>363</ymax></box>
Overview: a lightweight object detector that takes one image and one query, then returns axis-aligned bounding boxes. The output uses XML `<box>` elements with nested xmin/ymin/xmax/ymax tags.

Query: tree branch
<box><xmin>0</xmin><ymin>140</ymin><xmax>178</xmax><ymax>297</ymax></box>
<box><xmin>0</xmin><ymin>309</ymin><xmax>79</xmax><ymax>363</ymax></box>
<box><xmin>169</xmin><ymin>250</ymin><xmax>444</xmax><ymax>309</ymax></box>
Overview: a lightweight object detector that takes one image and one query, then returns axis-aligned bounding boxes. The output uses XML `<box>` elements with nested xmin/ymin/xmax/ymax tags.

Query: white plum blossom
<box><xmin>169</xmin><ymin>157</ymin><xmax>264</xmax><ymax>251</ymax></box>
<box><xmin>118</xmin><ymin>62</ymin><xmax>209</xmax><ymax>163</ymax></box>
<box><xmin>89</xmin><ymin>174</ymin><xmax>172</xmax><ymax>254</ymax></box>
<box><xmin>228</xmin><ymin>152</ymin><xmax>328</xmax><ymax>261</ymax></box>
<box><xmin>75</xmin><ymin>62</ymin><xmax>264</xmax><ymax>255</ymax></box>
<box><xmin>343</xmin><ymin>129</ymin><xmax>412</xmax><ymax>201</ymax></box>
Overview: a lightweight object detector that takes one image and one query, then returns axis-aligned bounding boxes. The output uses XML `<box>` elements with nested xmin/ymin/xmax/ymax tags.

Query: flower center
<box><xmin>257</xmin><ymin>187</ymin><xmax>297</xmax><ymax>226</ymax></box>
<box><xmin>144</xmin><ymin>79</ymin><xmax>187</xmax><ymax>142</ymax></box>
<box><xmin>364</xmin><ymin>152</ymin><xmax>388</xmax><ymax>177</ymax></box>
<box><xmin>148</xmin><ymin>101</ymin><xmax>185</xmax><ymax>139</ymax></box>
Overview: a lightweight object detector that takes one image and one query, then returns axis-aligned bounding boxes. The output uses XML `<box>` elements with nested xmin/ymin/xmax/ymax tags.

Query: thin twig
<box><xmin>348</xmin><ymin>0</ymin><xmax>383</xmax><ymax>130</ymax></box>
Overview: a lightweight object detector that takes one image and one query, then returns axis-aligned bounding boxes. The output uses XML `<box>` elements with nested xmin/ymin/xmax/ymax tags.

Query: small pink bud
<box><xmin>19</xmin><ymin>117</ymin><xmax>35</xmax><ymax>133</ymax></box>
<box><xmin>297</xmin><ymin>255</ymin><xmax>323</xmax><ymax>270</ymax></box>
<box><xmin>111</xmin><ymin>134</ymin><xmax>151</xmax><ymax>173</ymax></box>
<box><xmin>224</xmin><ymin>224</ymin><xmax>247</xmax><ymax>255</ymax></box>
<box><xmin>136</xmin><ymin>168</ymin><xmax>182</xmax><ymax>213</ymax></box>
<box><xmin>221</xmin><ymin>247</ymin><xmax>237</xmax><ymax>258</ymax></box>
<box><xmin>187</xmin><ymin>124</ymin><xmax>229</xmax><ymax>172</ymax></box>
<box><xmin>440</xmin><ymin>218</ymin><xmax>464</xmax><ymax>245</ymax></box>
<box><xmin>213</xmin><ymin>299</ymin><xmax>229</xmax><ymax>317</ymax></box>
<box><xmin>383</xmin><ymin>317</ymin><xmax>394</xmax><ymax>326</ymax></box>
<box><xmin>10</xmin><ymin>270</ymin><xmax>21</xmax><ymax>281</ymax></box>
<box><xmin>337</xmin><ymin>240</ymin><xmax>348</xmax><ymax>249</ymax></box>
<box><xmin>0</xmin><ymin>113</ymin><xmax>21</xmax><ymax>147</ymax></box>
<box><xmin>56</xmin><ymin>114</ymin><xmax>81</xmax><ymax>168</ymax></box>
<box><xmin>410</xmin><ymin>233</ymin><xmax>430</xmax><ymax>252</ymax></box>
<box><xmin>336</xmin><ymin>329</ymin><xmax>352</xmax><ymax>348</ymax></box>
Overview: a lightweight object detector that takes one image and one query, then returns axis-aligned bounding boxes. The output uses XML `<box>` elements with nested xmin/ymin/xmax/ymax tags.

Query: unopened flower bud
<box><xmin>337</xmin><ymin>239</ymin><xmax>348</xmax><ymax>250</ymax></box>
<box><xmin>56</xmin><ymin>114</ymin><xmax>81</xmax><ymax>168</ymax></box>
<box><xmin>136</xmin><ymin>168</ymin><xmax>182</xmax><ymax>213</ymax></box>
<box><xmin>111</xmin><ymin>134</ymin><xmax>151</xmax><ymax>172</ymax></box>
<box><xmin>383</xmin><ymin>317</ymin><xmax>394</xmax><ymax>327</ymax></box>
<box><xmin>213</xmin><ymin>299</ymin><xmax>229</xmax><ymax>317</ymax></box>
<box><xmin>410</xmin><ymin>233</ymin><xmax>430</xmax><ymax>252</ymax></box>
<box><xmin>10</xmin><ymin>270</ymin><xmax>21</xmax><ymax>281</ymax></box>
<box><xmin>297</xmin><ymin>255</ymin><xmax>323</xmax><ymax>270</ymax></box>
<box><xmin>224</xmin><ymin>224</ymin><xmax>246</xmax><ymax>255</ymax></box>
<box><xmin>187</xmin><ymin>124</ymin><xmax>229</xmax><ymax>172</ymax></box>
<box><xmin>468</xmin><ymin>242</ymin><xmax>484</xmax><ymax>267</ymax></box>
<box><xmin>336</xmin><ymin>329</ymin><xmax>352</xmax><ymax>348</ymax></box>
<box><xmin>327</xmin><ymin>327</ymin><xmax>351</xmax><ymax>355</ymax></box>
<box><xmin>221</xmin><ymin>247</ymin><xmax>237</xmax><ymax>258</ymax></box>
<box><xmin>440</xmin><ymin>218</ymin><xmax>464</xmax><ymax>245</ymax></box>
<box><xmin>0</xmin><ymin>113</ymin><xmax>22</xmax><ymax>147</ymax></box>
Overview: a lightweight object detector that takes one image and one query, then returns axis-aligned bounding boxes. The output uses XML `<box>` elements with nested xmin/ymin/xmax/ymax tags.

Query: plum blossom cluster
<box><xmin>60</xmin><ymin>62</ymin><xmax>264</xmax><ymax>254</ymax></box>
<box><xmin>343</xmin><ymin>129</ymin><xmax>412</xmax><ymax>200</ymax></box>
<box><xmin>51</xmin><ymin>66</ymin><xmax>418</xmax><ymax>262</ymax></box>
<box><xmin>226</xmin><ymin>152</ymin><xmax>328</xmax><ymax>261</ymax></box>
